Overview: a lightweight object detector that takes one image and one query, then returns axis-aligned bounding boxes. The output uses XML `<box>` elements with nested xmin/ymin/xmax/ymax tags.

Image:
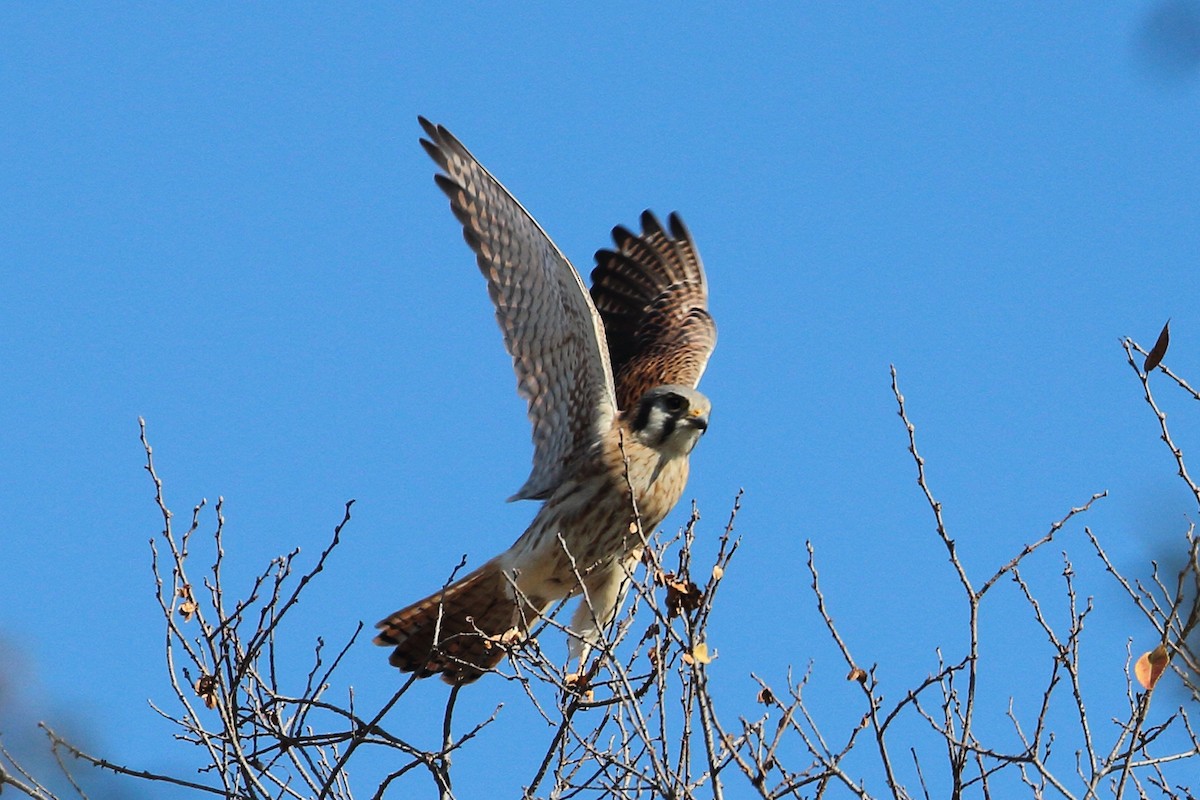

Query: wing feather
<box><xmin>419</xmin><ymin>117</ymin><xmax>618</xmax><ymax>501</ymax></box>
<box><xmin>590</xmin><ymin>211</ymin><xmax>716</xmax><ymax>411</ymax></box>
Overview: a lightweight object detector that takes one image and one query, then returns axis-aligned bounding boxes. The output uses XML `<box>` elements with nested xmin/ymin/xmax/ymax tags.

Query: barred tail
<box><xmin>373</xmin><ymin>559</ymin><xmax>521</xmax><ymax>684</ymax></box>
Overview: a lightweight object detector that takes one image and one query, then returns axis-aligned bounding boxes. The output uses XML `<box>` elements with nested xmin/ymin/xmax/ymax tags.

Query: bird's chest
<box><xmin>624</xmin><ymin>452</ymin><xmax>690</xmax><ymax>532</ymax></box>
<box><xmin>579</xmin><ymin>434</ymin><xmax>692</xmax><ymax>547</ymax></box>
<box><xmin>528</xmin><ymin>448</ymin><xmax>690</xmax><ymax>571</ymax></box>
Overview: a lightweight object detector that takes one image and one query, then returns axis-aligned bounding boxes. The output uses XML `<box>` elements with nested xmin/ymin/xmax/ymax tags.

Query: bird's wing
<box><xmin>420</xmin><ymin>117</ymin><xmax>618</xmax><ymax>501</ymax></box>
<box><xmin>590</xmin><ymin>211</ymin><xmax>717</xmax><ymax>411</ymax></box>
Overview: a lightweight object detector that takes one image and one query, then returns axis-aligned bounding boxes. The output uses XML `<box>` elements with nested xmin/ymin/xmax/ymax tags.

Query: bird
<box><xmin>374</xmin><ymin>117</ymin><xmax>716</xmax><ymax>684</ymax></box>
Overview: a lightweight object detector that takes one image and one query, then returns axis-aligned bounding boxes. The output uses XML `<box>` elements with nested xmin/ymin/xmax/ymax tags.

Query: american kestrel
<box><xmin>374</xmin><ymin>118</ymin><xmax>716</xmax><ymax>683</ymax></box>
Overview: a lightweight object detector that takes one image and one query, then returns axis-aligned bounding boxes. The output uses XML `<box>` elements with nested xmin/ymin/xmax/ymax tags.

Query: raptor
<box><xmin>375</xmin><ymin>118</ymin><xmax>716</xmax><ymax>683</ymax></box>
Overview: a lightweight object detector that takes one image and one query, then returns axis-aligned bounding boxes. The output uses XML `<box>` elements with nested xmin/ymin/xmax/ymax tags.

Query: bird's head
<box><xmin>630</xmin><ymin>385</ymin><xmax>711</xmax><ymax>457</ymax></box>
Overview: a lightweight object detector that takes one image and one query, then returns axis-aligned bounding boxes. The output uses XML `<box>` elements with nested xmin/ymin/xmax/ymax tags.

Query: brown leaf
<box><xmin>177</xmin><ymin>584</ymin><xmax>198</xmax><ymax>622</ymax></box>
<box><xmin>756</xmin><ymin>686</ymin><xmax>775</xmax><ymax>705</ymax></box>
<box><xmin>195</xmin><ymin>674</ymin><xmax>218</xmax><ymax>709</ymax></box>
<box><xmin>847</xmin><ymin>667</ymin><xmax>868</xmax><ymax>684</ymax></box>
<box><xmin>663</xmin><ymin>572</ymin><xmax>703</xmax><ymax>618</ymax></box>
<box><xmin>1135</xmin><ymin>643</ymin><xmax>1170</xmax><ymax>690</ymax></box>
<box><xmin>1144</xmin><ymin>320</ymin><xmax>1170</xmax><ymax>373</ymax></box>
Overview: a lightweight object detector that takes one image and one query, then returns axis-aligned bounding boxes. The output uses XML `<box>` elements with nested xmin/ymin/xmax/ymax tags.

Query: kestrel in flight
<box><xmin>374</xmin><ymin>118</ymin><xmax>716</xmax><ymax>683</ymax></box>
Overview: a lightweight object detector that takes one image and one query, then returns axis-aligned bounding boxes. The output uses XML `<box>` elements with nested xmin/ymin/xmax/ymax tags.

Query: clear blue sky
<box><xmin>3</xmin><ymin>4</ymin><xmax>1199</xmax><ymax>796</ymax></box>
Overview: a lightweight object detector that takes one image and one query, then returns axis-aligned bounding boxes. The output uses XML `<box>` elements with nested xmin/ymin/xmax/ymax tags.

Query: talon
<box><xmin>564</xmin><ymin>671</ymin><xmax>594</xmax><ymax>701</ymax></box>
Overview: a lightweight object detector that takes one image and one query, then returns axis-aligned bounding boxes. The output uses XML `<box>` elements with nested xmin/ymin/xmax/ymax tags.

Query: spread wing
<box><xmin>419</xmin><ymin>117</ymin><xmax>618</xmax><ymax>501</ymax></box>
<box><xmin>590</xmin><ymin>211</ymin><xmax>716</xmax><ymax>411</ymax></box>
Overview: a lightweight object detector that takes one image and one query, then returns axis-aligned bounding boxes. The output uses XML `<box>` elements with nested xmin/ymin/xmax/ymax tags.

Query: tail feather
<box><xmin>373</xmin><ymin>559</ymin><xmax>524</xmax><ymax>684</ymax></box>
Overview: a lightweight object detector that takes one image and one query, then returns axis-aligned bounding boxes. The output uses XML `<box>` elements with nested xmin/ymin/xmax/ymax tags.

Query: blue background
<box><xmin>3</xmin><ymin>4</ymin><xmax>1199</xmax><ymax>796</ymax></box>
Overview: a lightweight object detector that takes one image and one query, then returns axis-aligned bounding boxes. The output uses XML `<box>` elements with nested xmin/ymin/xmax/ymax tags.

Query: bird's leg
<box><xmin>565</xmin><ymin>551</ymin><xmax>640</xmax><ymax>690</ymax></box>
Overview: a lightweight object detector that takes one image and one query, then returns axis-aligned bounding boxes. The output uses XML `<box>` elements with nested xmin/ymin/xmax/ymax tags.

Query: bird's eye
<box><xmin>663</xmin><ymin>394</ymin><xmax>686</xmax><ymax>413</ymax></box>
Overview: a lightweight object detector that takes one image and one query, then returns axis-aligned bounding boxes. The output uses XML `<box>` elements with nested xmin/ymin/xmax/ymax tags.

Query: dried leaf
<box><xmin>1144</xmin><ymin>320</ymin><xmax>1170</xmax><ymax>372</ymax></box>
<box><xmin>847</xmin><ymin>667</ymin><xmax>868</xmax><ymax>684</ymax></box>
<box><xmin>686</xmin><ymin>642</ymin><xmax>713</xmax><ymax>665</ymax></box>
<box><xmin>756</xmin><ymin>686</ymin><xmax>775</xmax><ymax>705</ymax></box>
<box><xmin>195</xmin><ymin>674</ymin><xmax>218</xmax><ymax>709</ymax></box>
<box><xmin>663</xmin><ymin>572</ymin><xmax>703</xmax><ymax>618</ymax></box>
<box><xmin>711</xmin><ymin>564</ymin><xmax>725</xmax><ymax>581</ymax></box>
<box><xmin>1135</xmin><ymin>643</ymin><xmax>1170</xmax><ymax>690</ymax></box>
<box><xmin>177</xmin><ymin>584</ymin><xmax>198</xmax><ymax>622</ymax></box>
